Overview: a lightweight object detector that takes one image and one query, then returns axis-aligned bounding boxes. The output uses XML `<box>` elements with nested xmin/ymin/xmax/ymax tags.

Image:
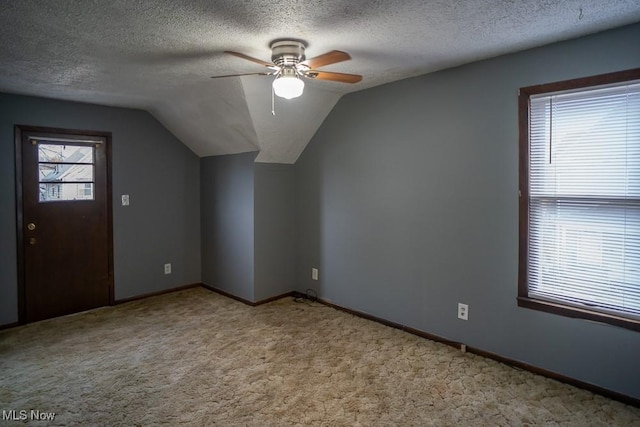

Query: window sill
<box><xmin>517</xmin><ymin>297</ymin><xmax>640</xmax><ymax>332</ymax></box>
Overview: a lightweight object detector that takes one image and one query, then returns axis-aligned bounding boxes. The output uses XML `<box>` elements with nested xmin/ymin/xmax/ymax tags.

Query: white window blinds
<box><xmin>528</xmin><ymin>81</ymin><xmax>640</xmax><ymax>319</ymax></box>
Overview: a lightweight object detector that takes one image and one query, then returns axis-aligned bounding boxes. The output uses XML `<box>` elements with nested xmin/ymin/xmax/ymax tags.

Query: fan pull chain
<box><xmin>271</xmin><ymin>84</ymin><xmax>276</xmax><ymax>116</ymax></box>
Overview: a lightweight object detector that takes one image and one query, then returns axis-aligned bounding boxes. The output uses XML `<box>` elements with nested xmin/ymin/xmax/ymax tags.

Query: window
<box><xmin>518</xmin><ymin>68</ymin><xmax>640</xmax><ymax>331</ymax></box>
<box><xmin>81</xmin><ymin>183</ymin><xmax>93</xmax><ymax>198</ymax></box>
<box><xmin>38</xmin><ymin>143</ymin><xmax>95</xmax><ymax>202</ymax></box>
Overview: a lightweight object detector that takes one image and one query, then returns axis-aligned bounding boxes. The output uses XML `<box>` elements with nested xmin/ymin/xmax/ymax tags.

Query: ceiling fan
<box><xmin>212</xmin><ymin>40</ymin><xmax>363</xmax><ymax>100</ymax></box>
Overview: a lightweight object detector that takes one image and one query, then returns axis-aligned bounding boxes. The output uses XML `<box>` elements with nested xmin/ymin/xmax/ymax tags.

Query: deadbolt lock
<box><xmin>27</xmin><ymin>223</ymin><xmax>36</xmax><ymax>231</ymax></box>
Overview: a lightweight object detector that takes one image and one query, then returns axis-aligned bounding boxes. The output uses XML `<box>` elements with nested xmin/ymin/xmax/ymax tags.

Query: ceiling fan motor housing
<box><xmin>270</xmin><ymin>40</ymin><xmax>306</xmax><ymax>67</ymax></box>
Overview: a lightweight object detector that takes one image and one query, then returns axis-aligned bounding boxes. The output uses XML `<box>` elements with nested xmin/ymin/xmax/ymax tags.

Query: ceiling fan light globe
<box><xmin>272</xmin><ymin>76</ymin><xmax>304</xmax><ymax>99</ymax></box>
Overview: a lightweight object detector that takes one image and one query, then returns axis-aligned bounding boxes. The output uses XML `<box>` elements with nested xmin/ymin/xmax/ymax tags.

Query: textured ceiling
<box><xmin>1</xmin><ymin>1</ymin><xmax>639</xmax><ymax>163</ymax></box>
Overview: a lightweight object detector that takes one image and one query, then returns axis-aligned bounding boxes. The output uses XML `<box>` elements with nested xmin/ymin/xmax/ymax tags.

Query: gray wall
<box><xmin>200</xmin><ymin>157</ymin><xmax>295</xmax><ymax>302</ymax></box>
<box><xmin>201</xmin><ymin>152</ymin><xmax>256</xmax><ymax>301</ymax></box>
<box><xmin>295</xmin><ymin>23</ymin><xmax>640</xmax><ymax>398</ymax></box>
<box><xmin>0</xmin><ymin>93</ymin><xmax>201</xmax><ymax>325</ymax></box>
<box><xmin>254</xmin><ymin>163</ymin><xmax>295</xmax><ymax>301</ymax></box>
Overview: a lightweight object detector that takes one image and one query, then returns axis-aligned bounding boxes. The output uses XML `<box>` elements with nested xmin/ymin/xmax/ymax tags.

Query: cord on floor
<box><xmin>293</xmin><ymin>288</ymin><xmax>324</xmax><ymax>307</ymax></box>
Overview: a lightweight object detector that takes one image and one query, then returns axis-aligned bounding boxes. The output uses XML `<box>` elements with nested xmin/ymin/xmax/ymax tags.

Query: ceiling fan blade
<box><xmin>224</xmin><ymin>51</ymin><xmax>274</xmax><ymax>67</ymax></box>
<box><xmin>304</xmin><ymin>70</ymin><xmax>362</xmax><ymax>84</ymax></box>
<box><xmin>211</xmin><ymin>72</ymin><xmax>273</xmax><ymax>79</ymax></box>
<box><xmin>301</xmin><ymin>51</ymin><xmax>351</xmax><ymax>69</ymax></box>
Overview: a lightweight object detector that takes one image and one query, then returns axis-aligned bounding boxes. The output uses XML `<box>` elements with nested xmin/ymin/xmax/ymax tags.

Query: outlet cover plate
<box><xmin>458</xmin><ymin>303</ymin><xmax>469</xmax><ymax>320</ymax></box>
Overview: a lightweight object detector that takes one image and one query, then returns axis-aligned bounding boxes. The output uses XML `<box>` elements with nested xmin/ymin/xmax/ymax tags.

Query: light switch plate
<box><xmin>121</xmin><ymin>195</ymin><xmax>130</xmax><ymax>206</ymax></box>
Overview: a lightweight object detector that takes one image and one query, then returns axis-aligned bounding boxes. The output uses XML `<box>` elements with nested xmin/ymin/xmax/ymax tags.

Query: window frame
<box><xmin>518</xmin><ymin>67</ymin><xmax>640</xmax><ymax>332</ymax></box>
<box><xmin>37</xmin><ymin>141</ymin><xmax>96</xmax><ymax>202</ymax></box>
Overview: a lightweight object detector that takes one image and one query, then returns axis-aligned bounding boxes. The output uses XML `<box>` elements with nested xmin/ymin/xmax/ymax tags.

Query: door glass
<box><xmin>37</xmin><ymin>143</ymin><xmax>96</xmax><ymax>202</ymax></box>
<box><xmin>39</xmin><ymin>164</ymin><xmax>93</xmax><ymax>182</ymax></box>
<box><xmin>38</xmin><ymin>144</ymin><xmax>93</xmax><ymax>163</ymax></box>
<box><xmin>39</xmin><ymin>183</ymin><xmax>95</xmax><ymax>201</ymax></box>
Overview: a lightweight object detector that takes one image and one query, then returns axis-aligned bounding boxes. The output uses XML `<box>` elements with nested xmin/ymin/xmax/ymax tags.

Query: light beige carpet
<box><xmin>0</xmin><ymin>287</ymin><xmax>639</xmax><ymax>426</ymax></box>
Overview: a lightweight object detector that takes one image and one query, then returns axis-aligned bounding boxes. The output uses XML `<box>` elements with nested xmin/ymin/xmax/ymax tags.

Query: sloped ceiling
<box><xmin>0</xmin><ymin>1</ymin><xmax>639</xmax><ymax>163</ymax></box>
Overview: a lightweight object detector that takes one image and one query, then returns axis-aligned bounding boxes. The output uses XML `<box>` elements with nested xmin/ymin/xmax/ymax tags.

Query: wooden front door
<box><xmin>16</xmin><ymin>126</ymin><xmax>113</xmax><ymax>323</ymax></box>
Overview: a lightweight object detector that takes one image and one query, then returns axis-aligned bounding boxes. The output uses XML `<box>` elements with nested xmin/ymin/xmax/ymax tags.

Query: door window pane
<box><xmin>38</xmin><ymin>144</ymin><xmax>93</xmax><ymax>163</ymax></box>
<box><xmin>39</xmin><ymin>164</ymin><xmax>94</xmax><ymax>182</ymax></box>
<box><xmin>39</xmin><ymin>183</ymin><xmax>94</xmax><ymax>201</ymax></box>
<box><xmin>37</xmin><ymin>142</ymin><xmax>96</xmax><ymax>202</ymax></box>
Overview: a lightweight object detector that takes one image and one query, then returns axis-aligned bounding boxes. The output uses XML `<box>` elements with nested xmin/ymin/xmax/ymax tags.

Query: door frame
<box><xmin>14</xmin><ymin>125</ymin><xmax>115</xmax><ymax>324</ymax></box>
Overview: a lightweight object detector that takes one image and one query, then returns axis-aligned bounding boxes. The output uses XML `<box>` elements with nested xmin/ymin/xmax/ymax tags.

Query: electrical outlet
<box><xmin>121</xmin><ymin>194</ymin><xmax>130</xmax><ymax>206</ymax></box>
<box><xmin>311</xmin><ymin>268</ymin><xmax>319</xmax><ymax>281</ymax></box>
<box><xmin>458</xmin><ymin>303</ymin><xmax>469</xmax><ymax>320</ymax></box>
<box><xmin>164</xmin><ymin>263</ymin><xmax>171</xmax><ymax>275</ymax></box>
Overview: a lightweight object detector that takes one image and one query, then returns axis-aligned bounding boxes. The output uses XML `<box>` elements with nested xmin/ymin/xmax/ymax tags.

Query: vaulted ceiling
<box><xmin>1</xmin><ymin>1</ymin><xmax>639</xmax><ymax>163</ymax></box>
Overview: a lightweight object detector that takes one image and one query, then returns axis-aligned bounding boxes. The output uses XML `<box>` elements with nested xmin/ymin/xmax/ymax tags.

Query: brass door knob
<box><xmin>27</xmin><ymin>223</ymin><xmax>36</xmax><ymax>231</ymax></box>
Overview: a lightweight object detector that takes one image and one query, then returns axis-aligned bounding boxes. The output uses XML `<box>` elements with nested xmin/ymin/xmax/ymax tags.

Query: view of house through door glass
<box><xmin>17</xmin><ymin>126</ymin><xmax>113</xmax><ymax>323</ymax></box>
<box><xmin>38</xmin><ymin>144</ymin><xmax>95</xmax><ymax>201</ymax></box>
